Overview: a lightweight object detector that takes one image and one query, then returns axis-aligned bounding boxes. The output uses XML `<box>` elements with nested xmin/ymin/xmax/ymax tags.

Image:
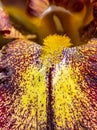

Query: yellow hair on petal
<box><xmin>19</xmin><ymin>66</ymin><xmax>47</xmax><ymax>126</ymax></box>
<box><xmin>52</xmin><ymin>64</ymin><xmax>90</xmax><ymax>128</ymax></box>
<box><xmin>43</xmin><ymin>34</ymin><xmax>72</xmax><ymax>53</ymax></box>
<box><xmin>41</xmin><ymin>34</ymin><xmax>72</xmax><ymax>65</ymax></box>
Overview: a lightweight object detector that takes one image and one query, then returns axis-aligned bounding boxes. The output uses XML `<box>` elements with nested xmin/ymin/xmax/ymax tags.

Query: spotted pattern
<box><xmin>0</xmin><ymin>39</ymin><xmax>97</xmax><ymax>130</ymax></box>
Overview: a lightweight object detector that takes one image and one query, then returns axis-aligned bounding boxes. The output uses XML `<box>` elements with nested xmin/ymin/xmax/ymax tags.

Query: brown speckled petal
<box><xmin>50</xmin><ymin>39</ymin><xmax>97</xmax><ymax>129</ymax></box>
<box><xmin>0</xmin><ymin>40</ymin><xmax>49</xmax><ymax>130</ymax></box>
<box><xmin>1</xmin><ymin>38</ymin><xmax>97</xmax><ymax>129</ymax></box>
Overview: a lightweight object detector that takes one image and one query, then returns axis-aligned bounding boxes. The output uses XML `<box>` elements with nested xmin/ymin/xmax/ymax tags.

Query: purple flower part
<box><xmin>0</xmin><ymin>7</ymin><xmax>12</xmax><ymax>34</ymax></box>
<box><xmin>27</xmin><ymin>0</ymin><xmax>49</xmax><ymax>16</ymax></box>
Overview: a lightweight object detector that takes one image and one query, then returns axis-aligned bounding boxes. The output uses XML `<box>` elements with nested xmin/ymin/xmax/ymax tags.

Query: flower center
<box><xmin>41</xmin><ymin>34</ymin><xmax>72</xmax><ymax>65</ymax></box>
<box><xmin>43</xmin><ymin>34</ymin><xmax>72</xmax><ymax>51</ymax></box>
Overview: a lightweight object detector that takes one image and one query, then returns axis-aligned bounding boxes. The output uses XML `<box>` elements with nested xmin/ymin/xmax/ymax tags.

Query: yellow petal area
<box><xmin>14</xmin><ymin>65</ymin><xmax>48</xmax><ymax>129</ymax></box>
<box><xmin>52</xmin><ymin>64</ymin><xmax>90</xmax><ymax>129</ymax></box>
<box><xmin>13</xmin><ymin>35</ymin><xmax>73</xmax><ymax>129</ymax></box>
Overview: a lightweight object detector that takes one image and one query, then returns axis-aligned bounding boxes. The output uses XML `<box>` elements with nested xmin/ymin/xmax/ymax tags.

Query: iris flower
<box><xmin>0</xmin><ymin>0</ymin><xmax>97</xmax><ymax>130</ymax></box>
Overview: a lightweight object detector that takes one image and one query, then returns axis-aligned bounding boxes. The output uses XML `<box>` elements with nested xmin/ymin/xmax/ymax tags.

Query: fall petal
<box><xmin>0</xmin><ymin>40</ymin><xmax>49</xmax><ymax>129</ymax></box>
<box><xmin>0</xmin><ymin>37</ymin><xmax>97</xmax><ymax>129</ymax></box>
<box><xmin>51</xmin><ymin>39</ymin><xmax>97</xmax><ymax>129</ymax></box>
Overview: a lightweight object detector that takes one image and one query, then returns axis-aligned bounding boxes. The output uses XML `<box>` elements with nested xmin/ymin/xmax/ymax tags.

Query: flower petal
<box><xmin>0</xmin><ymin>39</ymin><xmax>48</xmax><ymax>130</ymax></box>
<box><xmin>27</xmin><ymin>0</ymin><xmax>49</xmax><ymax>16</ymax></box>
<box><xmin>0</xmin><ymin>7</ymin><xmax>12</xmax><ymax>34</ymax></box>
<box><xmin>51</xmin><ymin>39</ymin><xmax>97</xmax><ymax>129</ymax></box>
<box><xmin>1</xmin><ymin>37</ymin><xmax>97</xmax><ymax>129</ymax></box>
<box><xmin>0</xmin><ymin>7</ymin><xmax>25</xmax><ymax>40</ymax></box>
<box><xmin>4</xmin><ymin>27</ymin><xmax>24</xmax><ymax>39</ymax></box>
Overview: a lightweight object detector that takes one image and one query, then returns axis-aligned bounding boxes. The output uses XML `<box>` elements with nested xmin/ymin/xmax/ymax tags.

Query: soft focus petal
<box><xmin>4</xmin><ymin>27</ymin><xmax>24</xmax><ymax>39</ymax></box>
<box><xmin>2</xmin><ymin>0</ymin><xmax>26</xmax><ymax>8</ymax></box>
<box><xmin>28</xmin><ymin>0</ymin><xmax>93</xmax><ymax>44</ymax></box>
<box><xmin>27</xmin><ymin>0</ymin><xmax>49</xmax><ymax>16</ymax></box>
<box><xmin>92</xmin><ymin>0</ymin><xmax>97</xmax><ymax>26</ymax></box>
<box><xmin>47</xmin><ymin>0</ymin><xmax>93</xmax><ymax>25</ymax></box>
<box><xmin>0</xmin><ymin>7</ymin><xmax>25</xmax><ymax>40</ymax></box>
<box><xmin>0</xmin><ymin>7</ymin><xmax>11</xmax><ymax>34</ymax></box>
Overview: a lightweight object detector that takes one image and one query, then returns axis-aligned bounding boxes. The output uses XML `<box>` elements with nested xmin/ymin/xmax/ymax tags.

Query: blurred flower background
<box><xmin>0</xmin><ymin>0</ymin><xmax>97</xmax><ymax>48</ymax></box>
